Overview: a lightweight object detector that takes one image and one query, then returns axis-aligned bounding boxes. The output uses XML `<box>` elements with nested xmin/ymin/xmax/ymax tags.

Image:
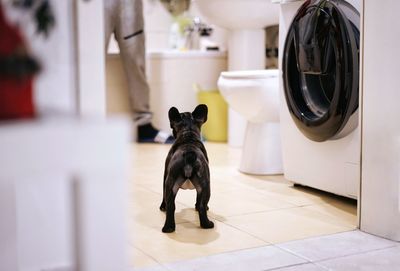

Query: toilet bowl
<box><xmin>218</xmin><ymin>69</ymin><xmax>283</xmax><ymax>175</ymax></box>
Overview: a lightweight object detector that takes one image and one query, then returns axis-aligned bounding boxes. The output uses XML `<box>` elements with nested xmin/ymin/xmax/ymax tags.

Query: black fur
<box><xmin>160</xmin><ymin>104</ymin><xmax>214</xmax><ymax>233</ymax></box>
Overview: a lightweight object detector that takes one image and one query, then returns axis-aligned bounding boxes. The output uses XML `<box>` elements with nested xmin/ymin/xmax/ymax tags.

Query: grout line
<box><xmin>263</xmin><ymin>262</ymin><xmax>315</xmax><ymax>271</ymax></box>
<box><xmin>216</xmin><ymin>218</ymin><xmax>273</xmax><ymax>244</ymax></box>
<box><xmin>273</xmin><ymin>230</ymin><xmax>399</xmax><ymax>266</ymax></box>
<box><xmin>312</xmin><ymin>244</ymin><xmax>399</xmax><ymax>265</ymax></box>
<box><xmin>212</xmin><ymin>205</ymin><xmax>304</xmax><ymax>220</ymax></box>
<box><xmin>130</xmin><ymin>245</ymin><xmax>168</xmax><ymax>270</ymax></box>
<box><xmin>163</xmin><ymin>243</ymin><xmax>275</xmax><ymax>268</ymax></box>
<box><xmin>213</xmin><ymin>203</ymin><xmax>356</xmax><ymax>230</ymax></box>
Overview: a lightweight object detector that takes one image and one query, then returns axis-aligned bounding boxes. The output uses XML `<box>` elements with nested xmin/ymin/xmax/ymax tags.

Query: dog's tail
<box><xmin>183</xmin><ymin>151</ymin><xmax>197</xmax><ymax>178</ymax></box>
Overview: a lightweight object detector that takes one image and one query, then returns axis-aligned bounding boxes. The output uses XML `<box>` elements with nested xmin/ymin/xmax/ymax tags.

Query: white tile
<box><xmin>166</xmin><ymin>245</ymin><xmax>307</xmax><ymax>271</ymax></box>
<box><xmin>319</xmin><ymin>246</ymin><xmax>400</xmax><ymax>271</ymax></box>
<box><xmin>132</xmin><ymin>264</ymin><xmax>170</xmax><ymax>271</ymax></box>
<box><xmin>273</xmin><ymin>263</ymin><xmax>327</xmax><ymax>271</ymax></box>
<box><xmin>278</xmin><ymin>230</ymin><xmax>398</xmax><ymax>262</ymax></box>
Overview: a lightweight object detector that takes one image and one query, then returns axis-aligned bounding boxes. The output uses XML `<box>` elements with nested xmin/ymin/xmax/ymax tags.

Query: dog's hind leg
<box><xmin>195</xmin><ymin>193</ymin><xmax>209</xmax><ymax>211</ymax></box>
<box><xmin>159</xmin><ymin>161</ymin><xmax>169</xmax><ymax>211</ymax></box>
<box><xmin>193</xmin><ymin>179</ymin><xmax>214</xmax><ymax>229</ymax></box>
<box><xmin>162</xmin><ymin>176</ymin><xmax>184</xmax><ymax>233</ymax></box>
<box><xmin>159</xmin><ymin>180</ymin><xmax>166</xmax><ymax>211</ymax></box>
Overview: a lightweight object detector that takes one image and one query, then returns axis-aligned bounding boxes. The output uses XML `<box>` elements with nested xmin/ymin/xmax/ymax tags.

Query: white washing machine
<box><xmin>279</xmin><ymin>0</ymin><xmax>361</xmax><ymax>198</ymax></box>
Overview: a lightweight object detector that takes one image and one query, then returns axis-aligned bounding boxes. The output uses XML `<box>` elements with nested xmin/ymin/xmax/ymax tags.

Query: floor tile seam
<box><xmin>131</xmin><ymin>244</ymin><xmax>171</xmax><ymax>270</ymax></box>
<box><xmin>133</xmin><ymin>178</ymin><xmax>339</xmax><ymax>210</ymax></box>
<box><xmin>268</xmin><ymin>244</ymin><xmax>316</xmax><ymax>267</ymax></box>
<box><xmin>273</xmin><ymin>242</ymin><xmax>399</xmax><ymax>266</ymax></box>
<box><xmin>211</xmin><ymin>191</ymin><xmax>299</xmax><ymax>208</ymax></box>
<box><xmin>294</xmin><ymin>204</ymin><xmax>358</xmax><ymax>229</ymax></box>
<box><xmin>274</xmin><ymin>229</ymin><xmax>358</xmax><ymax>247</ymax></box>
<box><xmin>211</xmin><ymin>205</ymin><xmax>305</xmax><ymax>220</ymax></box>
<box><xmin>278</xmin><ymin>204</ymin><xmax>358</xmax><ymax>230</ymax></box>
<box><xmin>262</xmin><ymin>261</ymin><xmax>322</xmax><ymax>271</ymax></box>
<box><xmin>132</xmin><ymin>184</ymin><xmax>328</xmax><ymax>215</ymax></box>
<box><xmin>163</xmin><ymin>243</ymin><xmax>276</xmax><ymax>268</ymax></box>
<box><xmin>154</xmin><ymin>205</ymin><xmax>300</xmax><ymax>225</ymax></box>
<box><xmin>311</xmin><ymin>261</ymin><xmax>332</xmax><ymax>270</ymax></box>
<box><xmin>215</xmin><ymin>216</ymin><xmax>355</xmax><ymax>246</ymax></box>
<box><xmin>130</xmin><ymin>244</ymin><xmax>176</xmax><ymax>271</ymax></box>
<box><xmin>311</xmin><ymin>244</ymin><xmax>400</xmax><ymax>265</ymax></box>
<box><xmin>168</xmin><ymin>217</ymin><xmax>271</xmax><ymax>245</ymax></box>
<box><xmin>251</xmin><ymin>190</ymin><xmax>335</xmax><ymax>208</ymax></box>
<box><xmin>273</xmin><ymin>244</ymin><xmax>333</xmax><ymax>266</ymax></box>
<box><xmin>217</xmin><ymin>218</ymin><xmax>274</xmax><ymax>244</ymax></box>
<box><xmin>212</xmin><ymin>203</ymin><xmax>356</xmax><ymax>224</ymax></box>
<box><xmin>272</xmin><ymin>228</ymin><xmax>359</xmax><ymax>250</ymax></box>
<box><xmin>251</xmin><ymin>184</ymin><xmax>348</xmax><ymax>202</ymax></box>
<box><xmin>218</xmin><ymin>184</ymin><xmax>300</xmax><ymax>203</ymax></box>
<box><xmin>134</xmin><ymin>184</ymin><xmax>163</xmax><ymax>196</ymax></box>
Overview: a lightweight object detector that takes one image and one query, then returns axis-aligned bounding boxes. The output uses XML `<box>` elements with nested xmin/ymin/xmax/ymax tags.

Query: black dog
<box><xmin>159</xmin><ymin>104</ymin><xmax>214</xmax><ymax>233</ymax></box>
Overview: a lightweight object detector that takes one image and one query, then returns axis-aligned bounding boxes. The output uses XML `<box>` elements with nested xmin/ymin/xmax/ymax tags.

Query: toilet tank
<box><xmin>147</xmin><ymin>50</ymin><xmax>227</xmax><ymax>132</ymax></box>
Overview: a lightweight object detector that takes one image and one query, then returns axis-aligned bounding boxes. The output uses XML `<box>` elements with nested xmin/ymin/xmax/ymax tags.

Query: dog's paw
<box><xmin>159</xmin><ymin>202</ymin><xmax>166</xmax><ymax>211</ymax></box>
<box><xmin>162</xmin><ymin>224</ymin><xmax>176</xmax><ymax>233</ymax></box>
<box><xmin>200</xmin><ymin>220</ymin><xmax>214</xmax><ymax>229</ymax></box>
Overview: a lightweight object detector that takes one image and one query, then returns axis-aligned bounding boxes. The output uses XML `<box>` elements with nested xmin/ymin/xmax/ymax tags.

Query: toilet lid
<box><xmin>220</xmin><ymin>69</ymin><xmax>278</xmax><ymax>79</ymax></box>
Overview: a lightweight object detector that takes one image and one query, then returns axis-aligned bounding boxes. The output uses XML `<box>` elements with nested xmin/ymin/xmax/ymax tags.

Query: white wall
<box><xmin>143</xmin><ymin>0</ymin><xmax>174</xmax><ymax>50</ymax></box>
<box><xmin>128</xmin><ymin>0</ymin><xmax>228</xmax><ymax>51</ymax></box>
<box><xmin>360</xmin><ymin>0</ymin><xmax>400</xmax><ymax>241</ymax></box>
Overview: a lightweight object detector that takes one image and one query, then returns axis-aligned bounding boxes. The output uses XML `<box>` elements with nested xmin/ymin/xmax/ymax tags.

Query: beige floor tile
<box><xmin>131</xmin><ymin>220</ymin><xmax>267</xmax><ymax>264</ymax></box>
<box><xmin>224</xmin><ymin>207</ymin><xmax>355</xmax><ymax>244</ymax></box>
<box><xmin>127</xmin><ymin>142</ymin><xmax>358</xmax><ymax>264</ymax></box>
<box><xmin>257</xmin><ymin>185</ymin><xmax>339</xmax><ymax>207</ymax></box>
<box><xmin>303</xmin><ymin>198</ymin><xmax>357</xmax><ymax>228</ymax></box>
<box><xmin>129</xmin><ymin>186</ymin><xmax>199</xmax><ymax>228</ymax></box>
<box><xmin>231</xmin><ymin>173</ymin><xmax>294</xmax><ymax>191</ymax></box>
<box><xmin>136</xmin><ymin>179</ymin><xmax>163</xmax><ymax>195</ymax></box>
<box><xmin>128</xmin><ymin>246</ymin><xmax>159</xmax><ymax>268</ymax></box>
<box><xmin>174</xmin><ymin>183</ymin><xmax>295</xmax><ymax>220</ymax></box>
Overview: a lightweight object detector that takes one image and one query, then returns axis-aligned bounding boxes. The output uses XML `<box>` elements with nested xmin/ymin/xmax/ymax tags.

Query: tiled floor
<box><xmin>161</xmin><ymin>230</ymin><xmax>400</xmax><ymax>271</ymax></box>
<box><xmin>128</xmin><ymin>142</ymin><xmax>360</xmax><ymax>270</ymax></box>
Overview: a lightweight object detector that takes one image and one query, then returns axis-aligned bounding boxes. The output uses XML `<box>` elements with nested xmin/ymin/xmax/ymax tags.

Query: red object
<box><xmin>0</xmin><ymin>3</ymin><xmax>36</xmax><ymax>120</ymax></box>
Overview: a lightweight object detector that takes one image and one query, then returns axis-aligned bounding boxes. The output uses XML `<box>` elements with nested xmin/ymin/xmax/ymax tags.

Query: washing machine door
<box><xmin>283</xmin><ymin>0</ymin><xmax>360</xmax><ymax>142</ymax></box>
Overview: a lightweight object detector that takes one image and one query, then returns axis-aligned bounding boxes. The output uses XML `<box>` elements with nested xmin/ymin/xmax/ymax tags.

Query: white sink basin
<box><xmin>195</xmin><ymin>0</ymin><xmax>279</xmax><ymax>30</ymax></box>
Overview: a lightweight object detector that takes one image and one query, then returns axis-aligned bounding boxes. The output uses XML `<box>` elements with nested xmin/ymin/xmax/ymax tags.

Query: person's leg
<box><xmin>115</xmin><ymin>0</ymin><xmax>173</xmax><ymax>143</ymax></box>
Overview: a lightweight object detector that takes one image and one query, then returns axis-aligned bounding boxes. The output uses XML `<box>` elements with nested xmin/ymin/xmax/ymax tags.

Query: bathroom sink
<box><xmin>195</xmin><ymin>0</ymin><xmax>279</xmax><ymax>30</ymax></box>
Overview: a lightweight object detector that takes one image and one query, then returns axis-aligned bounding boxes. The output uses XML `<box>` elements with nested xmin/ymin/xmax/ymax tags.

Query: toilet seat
<box><xmin>220</xmin><ymin>69</ymin><xmax>278</xmax><ymax>79</ymax></box>
<box><xmin>218</xmin><ymin>68</ymin><xmax>280</xmax><ymax>123</ymax></box>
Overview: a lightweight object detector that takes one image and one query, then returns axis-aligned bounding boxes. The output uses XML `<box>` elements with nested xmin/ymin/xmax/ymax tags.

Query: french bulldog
<box><xmin>159</xmin><ymin>104</ymin><xmax>214</xmax><ymax>233</ymax></box>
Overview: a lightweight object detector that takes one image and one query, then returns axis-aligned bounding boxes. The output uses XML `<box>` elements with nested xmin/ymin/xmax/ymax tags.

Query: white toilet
<box><xmin>217</xmin><ymin>69</ymin><xmax>283</xmax><ymax>175</ymax></box>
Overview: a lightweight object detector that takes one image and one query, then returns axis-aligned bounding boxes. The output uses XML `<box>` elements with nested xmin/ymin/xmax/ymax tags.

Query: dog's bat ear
<box><xmin>192</xmin><ymin>104</ymin><xmax>208</xmax><ymax>124</ymax></box>
<box><xmin>168</xmin><ymin>107</ymin><xmax>182</xmax><ymax>123</ymax></box>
